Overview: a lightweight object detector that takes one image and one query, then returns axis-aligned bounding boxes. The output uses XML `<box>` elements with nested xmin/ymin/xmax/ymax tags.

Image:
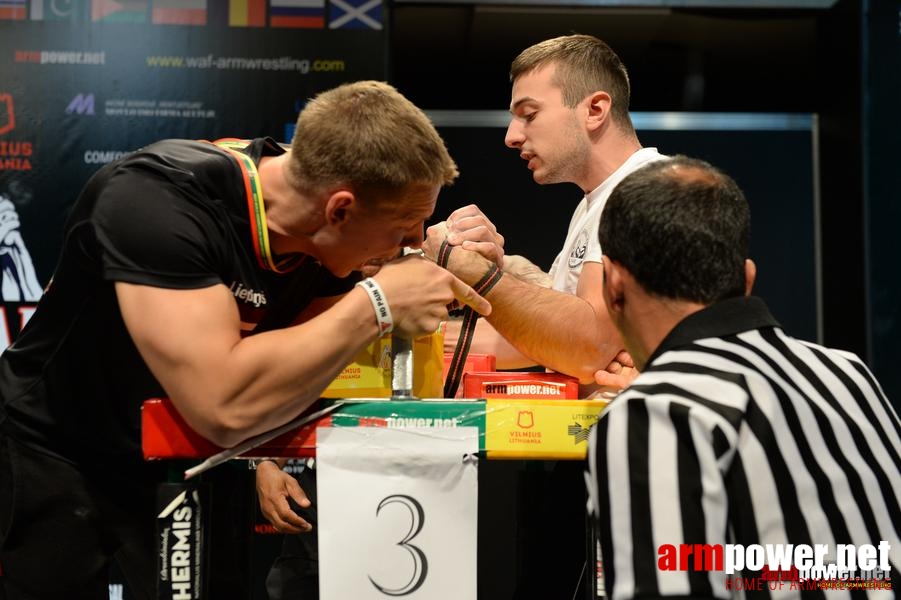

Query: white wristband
<box><xmin>355</xmin><ymin>277</ymin><xmax>393</xmax><ymax>335</ymax></box>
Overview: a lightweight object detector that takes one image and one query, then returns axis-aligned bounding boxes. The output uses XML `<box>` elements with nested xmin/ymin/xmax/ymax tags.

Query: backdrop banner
<box><xmin>316</xmin><ymin>426</ymin><xmax>479</xmax><ymax>600</ymax></box>
<box><xmin>0</xmin><ymin>2</ymin><xmax>387</xmax><ymax>352</ymax></box>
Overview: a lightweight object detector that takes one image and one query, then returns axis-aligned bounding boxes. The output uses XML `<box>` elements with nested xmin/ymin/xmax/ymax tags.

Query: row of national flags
<box><xmin>0</xmin><ymin>0</ymin><xmax>382</xmax><ymax>29</ymax></box>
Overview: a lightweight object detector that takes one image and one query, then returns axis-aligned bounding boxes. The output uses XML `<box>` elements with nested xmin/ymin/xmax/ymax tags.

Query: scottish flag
<box><xmin>328</xmin><ymin>0</ymin><xmax>381</xmax><ymax>30</ymax></box>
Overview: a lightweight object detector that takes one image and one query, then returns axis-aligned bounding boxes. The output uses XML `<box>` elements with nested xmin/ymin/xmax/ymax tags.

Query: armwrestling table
<box><xmin>141</xmin><ymin>397</ymin><xmax>608</xmax><ymax>600</ymax></box>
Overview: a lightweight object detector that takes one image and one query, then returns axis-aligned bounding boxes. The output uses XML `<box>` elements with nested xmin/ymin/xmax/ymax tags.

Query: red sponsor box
<box><xmin>444</xmin><ymin>353</ymin><xmax>497</xmax><ymax>398</ymax></box>
<box><xmin>443</xmin><ymin>353</ymin><xmax>496</xmax><ymax>380</ymax></box>
<box><xmin>463</xmin><ymin>371</ymin><xmax>579</xmax><ymax>399</ymax></box>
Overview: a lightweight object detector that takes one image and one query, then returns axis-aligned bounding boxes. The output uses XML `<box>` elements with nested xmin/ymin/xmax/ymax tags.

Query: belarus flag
<box><xmin>270</xmin><ymin>0</ymin><xmax>323</xmax><ymax>29</ymax></box>
<box><xmin>152</xmin><ymin>0</ymin><xmax>206</xmax><ymax>25</ymax></box>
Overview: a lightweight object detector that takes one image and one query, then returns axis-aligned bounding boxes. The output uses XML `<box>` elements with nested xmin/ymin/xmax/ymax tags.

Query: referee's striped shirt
<box><xmin>585</xmin><ymin>296</ymin><xmax>901</xmax><ymax>599</ymax></box>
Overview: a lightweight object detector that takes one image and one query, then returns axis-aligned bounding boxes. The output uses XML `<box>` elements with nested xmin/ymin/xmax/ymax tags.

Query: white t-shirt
<box><xmin>548</xmin><ymin>147</ymin><xmax>665</xmax><ymax>293</ymax></box>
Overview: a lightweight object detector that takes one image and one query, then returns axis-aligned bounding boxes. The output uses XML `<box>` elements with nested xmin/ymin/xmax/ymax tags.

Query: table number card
<box><xmin>317</xmin><ymin>426</ymin><xmax>479</xmax><ymax>600</ymax></box>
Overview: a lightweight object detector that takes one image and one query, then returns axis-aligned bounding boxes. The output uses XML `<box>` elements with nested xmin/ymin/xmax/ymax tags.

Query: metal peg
<box><xmin>391</xmin><ymin>336</ymin><xmax>416</xmax><ymax>399</ymax></box>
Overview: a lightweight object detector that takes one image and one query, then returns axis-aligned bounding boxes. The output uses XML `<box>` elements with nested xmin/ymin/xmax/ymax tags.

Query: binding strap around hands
<box><xmin>436</xmin><ymin>239</ymin><xmax>462</xmax><ymax>315</ymax></box>
<box><xmin>436</xmin><ymin>239</ymin><xmax>454</xmax><ymax>269</ymax></box>
<box><xmin>442</xmin><ymin>240</ymin><xmax>503</xmax><ymax>398</ymax></box>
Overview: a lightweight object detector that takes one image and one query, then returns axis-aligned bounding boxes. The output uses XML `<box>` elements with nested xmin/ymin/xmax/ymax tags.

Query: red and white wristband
<box><xmin>356</xmin><ymin>277</ymin><xmax>394</xmax><ymax>335</ymax></box>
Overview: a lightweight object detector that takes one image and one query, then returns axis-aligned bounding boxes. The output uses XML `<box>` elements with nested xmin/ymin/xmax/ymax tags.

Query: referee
<box><xmin>585</xmin><ymin>155</ymin><xmax>900</xmax><ymax>599</ymax></box>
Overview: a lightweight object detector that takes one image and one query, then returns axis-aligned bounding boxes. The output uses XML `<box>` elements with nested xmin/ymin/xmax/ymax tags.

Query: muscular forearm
<box><xmin>210</xmin><ymin>292</ymin><xmax>379</xmax><ymax>442</ymax></box>
<box><xmin>121</xmin><ymin>256</ymin><xmax>487</xmax><ymax>449</ymax></box>
<box><xmin>484</xmin><ymin>276</ymin><xmax>621</xmax><ymax>382</ymax></box>
<box><xmin>171</xmin><ymin>289</ymin><xmax>380</xmax><ymax>447</ymax></box>
<box><xmin>444</xmin><ymin>319</ymin><xmax>537</xmax><ymax>370</ymax></box>
<box><xmin>445</xmin><ymin>248</ymin><xmax>622</xmax><ymax>382</ymax></box>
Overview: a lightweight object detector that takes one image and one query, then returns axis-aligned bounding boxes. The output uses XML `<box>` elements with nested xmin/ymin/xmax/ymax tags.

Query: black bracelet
<box><xmin>248</xmin><ymin>458</ymin><xmax>279</xmax><ymax>470</ymax></box>
<box><xmin>436</xmin><ymin>239</ymin><xmax>454</xmax><ymax>268</ymax></box>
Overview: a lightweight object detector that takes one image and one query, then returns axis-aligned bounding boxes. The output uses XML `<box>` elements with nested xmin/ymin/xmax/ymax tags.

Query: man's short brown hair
<box><xmin>511</xmin><ymin>34</ymin><xmax>634</xmax><ymax>131</ymax></box>
<box><xmin>288</xmin><ymin>80</ymin><xmax>458</xmax><ymax>204</ymax></box>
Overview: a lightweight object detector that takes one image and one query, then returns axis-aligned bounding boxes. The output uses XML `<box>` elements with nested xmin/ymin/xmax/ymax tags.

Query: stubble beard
<box><xmin>535</xmin><ymin>117</ymin><xmax>590</xmax><ymax>186</ymax></box>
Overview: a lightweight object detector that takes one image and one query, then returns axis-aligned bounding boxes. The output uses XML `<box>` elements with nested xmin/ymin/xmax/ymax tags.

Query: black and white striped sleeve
<box><xmin>586</xmin><ymin>367</ymin><xmax>749</xmax><ymax>600</ymax></box>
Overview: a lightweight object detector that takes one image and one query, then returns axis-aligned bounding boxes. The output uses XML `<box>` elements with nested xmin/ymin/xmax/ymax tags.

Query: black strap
<box><xmin>442</xmin><ymin>244</ymin><xmax>504</xmax><ymax>398</ymax></box>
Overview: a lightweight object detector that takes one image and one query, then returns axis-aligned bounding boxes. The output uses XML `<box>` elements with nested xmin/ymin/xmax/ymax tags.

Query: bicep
<box><xmin>116</xmin><ymin>281</ymin><xmax>241</xmax><ymax>407</ymax></box>
<box><xmin>577</xmin><ymin>261</ymin><xmax>618</xmax><ymax>346</ymax></box>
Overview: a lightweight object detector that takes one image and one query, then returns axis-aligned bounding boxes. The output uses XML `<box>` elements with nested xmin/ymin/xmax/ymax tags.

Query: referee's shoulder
<box><xmin>798</xmin><ymin>337</ymin><xmax>867</xmax><ymax>368</ymax></box>
<box><xmin>598</xmin><ymin>358</ymin><xmax>751</xmax><ymax>432</ymax></box>
<box><xmin>630</xmin><ymin>355</ymin><xmax>752</xmax><ymax>403</ymax></box>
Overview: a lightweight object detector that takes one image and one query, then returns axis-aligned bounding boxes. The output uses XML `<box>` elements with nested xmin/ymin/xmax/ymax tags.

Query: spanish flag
<box><xmin>229</xmin><ymin>0</ymin><xmax>265</xmax><ymax>27</ymax></box>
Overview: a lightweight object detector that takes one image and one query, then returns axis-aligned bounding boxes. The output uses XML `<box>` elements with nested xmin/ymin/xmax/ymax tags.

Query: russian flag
<box><xmin>270</xmin><ymin>0</ymin><xmax>323</xmax><ymax>29</ymax></box>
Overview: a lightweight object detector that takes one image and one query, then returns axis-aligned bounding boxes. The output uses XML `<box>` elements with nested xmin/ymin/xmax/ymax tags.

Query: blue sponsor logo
<box><xmin>65</xmin><ymin>93</ymin><xmax>95</xmax><ymax>115</ymax></box>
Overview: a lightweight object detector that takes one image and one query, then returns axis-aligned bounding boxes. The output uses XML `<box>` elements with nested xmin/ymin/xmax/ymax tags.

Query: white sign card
<box><xmin>316</xmin><ymin>426</ymin><xmax>479</xmax><ymax>600</ymax></box>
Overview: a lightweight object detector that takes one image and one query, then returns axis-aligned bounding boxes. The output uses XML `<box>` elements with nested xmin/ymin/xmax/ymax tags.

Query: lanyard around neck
<box><xmin>212</xmin><ymin>138</ymin><xmax>301</xmax><ymax>274</ymax></box>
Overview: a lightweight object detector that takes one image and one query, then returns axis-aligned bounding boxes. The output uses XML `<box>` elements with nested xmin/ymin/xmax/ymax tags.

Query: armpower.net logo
<box><xmin>657</xmin><ymin>541</ymin><xmax>893</xmax><ymax>592</ymax></box>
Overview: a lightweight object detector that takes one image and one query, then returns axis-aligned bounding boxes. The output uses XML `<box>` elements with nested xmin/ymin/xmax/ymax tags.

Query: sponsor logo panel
<box><xmin>0</xmin><ymin>94</ymin><xmax>34</xmax><ymax>172</ymax></box>
<box><xmin>104</xmin><ymin>98</ymin><xmax>216</xmax><ymax>119</ymax></box>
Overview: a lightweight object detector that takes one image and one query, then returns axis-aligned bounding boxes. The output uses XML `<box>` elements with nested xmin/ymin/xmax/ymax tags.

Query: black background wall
<box><xmin>864</xmin><ymin>0</ymin><xmax>901</xmax><ymax>409</ymax></box>
<box><xmin>432</xmin><ymin>120</ymin><xmax>821</xmax><ymax>342</ymax></box>
<box><xmin>0</xmin><ymin>0</ymin><xmax>388</xmax><ymax>347</ymax></box>
<box><xmin>1</xmin><ymin>0</ymin><xmax>895</xmax><ymax>402</ymax></box>
<box><xmin>1</xmin><ymin>1</ymin><xmax>898</xmax><ymax>599</ymax></box>
<box><xmin>0</xmin><ymin>3</ymin><xmax>389</xmax><ymax>599</ymax></box>
<box><xmin>388</xmin><ymin>0</ymin><xmax>901</xmax><ymax>406</ymax></box>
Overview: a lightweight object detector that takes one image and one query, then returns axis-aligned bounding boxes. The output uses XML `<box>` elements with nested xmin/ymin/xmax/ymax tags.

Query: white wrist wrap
<box><xmin>355</xmin><ymin>277</ymin><xmax>394</xmax><ymax>335</ymax></box>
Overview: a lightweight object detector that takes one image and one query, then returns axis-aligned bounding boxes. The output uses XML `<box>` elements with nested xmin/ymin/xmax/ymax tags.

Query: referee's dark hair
<box><xmin>598</xmin><ymin>155</ymin><xmax>750</xmax><ymax>304</ymax></box>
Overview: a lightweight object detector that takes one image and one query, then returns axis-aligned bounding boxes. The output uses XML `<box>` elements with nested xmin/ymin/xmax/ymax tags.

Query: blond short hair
<box><xmin>511</xmin><ymin>34</ymin><xmax>634</xmax><ymax>132</ymax></box>
<box><xmin>288</xmin><ymin>81</ymin><xmax>458</xmax><ymax>203</ymax></box>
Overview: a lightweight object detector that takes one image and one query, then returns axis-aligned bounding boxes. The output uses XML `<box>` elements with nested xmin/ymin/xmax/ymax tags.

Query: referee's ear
<box><xmin>744</xmin><ymin>259</ymin><xmax>757</xmax><ymax>296</ymax></box>
<box><xmin>601</xmin><ymin>257</ymin><xmax>625</xmax><ymax>314</ymax></box>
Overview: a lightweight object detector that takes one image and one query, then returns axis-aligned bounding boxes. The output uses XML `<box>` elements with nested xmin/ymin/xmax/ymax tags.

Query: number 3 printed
<box><xmin>369</xmin><ymin>494</ymin><xmax>429</xmax><ymax>596</ymax></box>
